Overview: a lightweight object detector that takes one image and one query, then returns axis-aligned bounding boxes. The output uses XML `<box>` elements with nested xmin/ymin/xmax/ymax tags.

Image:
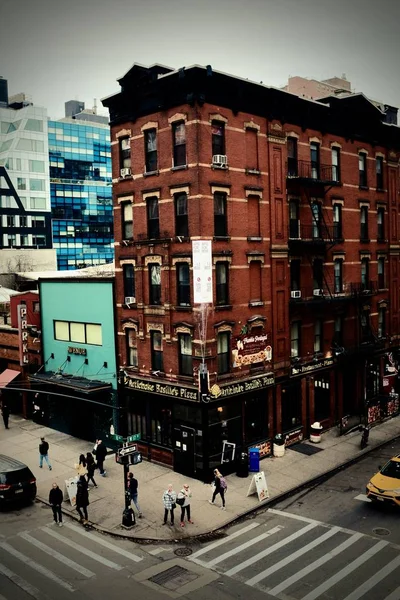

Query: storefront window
<box><xmin>281</xmin><ymin>383</ymin><xmax>302</xmax><ymax>431</ymax></box>
<box><xmin>127</xmin><ymin>396</ymin><xmax>147</xmax><ymax>439</ymax></box>
<box><xmin>208</xmin><ymin>401</ymin><xmax>241</xmax><ymax>469</ymax></box>
<box><xmin>365</xmin><ymin>360</ymin><xmax>379</xmax><ymax>400</ymax></box>
<box><xmin>245</xmin><ymin>395</ymin><xmax>268</xmax><ymax>444</ymax></box>
<box><xmin>151</xmin><ymin>404</ymin><xmax>172</xmax><ymax>447</ymax></box>
<box><xmin>314</xmin><ymin>377</ymin><xmax>330</xmax><ymax>421</ymax></box>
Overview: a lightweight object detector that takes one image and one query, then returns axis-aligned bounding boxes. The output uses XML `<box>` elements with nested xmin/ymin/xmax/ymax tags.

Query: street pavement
<box><xmin>0</xmin><ymin>414</ymin><xmax>399</xmax><ymax>541</ymax></box>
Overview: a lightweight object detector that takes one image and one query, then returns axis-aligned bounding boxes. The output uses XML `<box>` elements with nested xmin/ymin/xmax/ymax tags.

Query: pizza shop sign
<box><xmin>232</xmin><ymin>332</ymin><xmax>272</xmax><ymax>368</ymax></box>
<box><xmin>18</xmin><ymin>305</ymin><xmax>29</xmax><ymax>366</ymax></box>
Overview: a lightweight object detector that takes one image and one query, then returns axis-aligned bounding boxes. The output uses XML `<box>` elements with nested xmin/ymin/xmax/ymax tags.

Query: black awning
<box><xmin>29</xmin><ymin>372</ymin><xmax>112</xmax><ymax>393</ymax></box>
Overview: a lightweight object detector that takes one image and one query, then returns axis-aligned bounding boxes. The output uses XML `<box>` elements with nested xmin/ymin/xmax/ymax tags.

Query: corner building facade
<box><xmin>103</xmin><ymin>64</ymin><xmax>400</xmax><ymax>481</ymax></box>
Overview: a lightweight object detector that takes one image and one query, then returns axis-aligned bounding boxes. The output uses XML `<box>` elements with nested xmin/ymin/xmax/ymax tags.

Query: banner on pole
<box><xmin>192</xmin><ymin>240</ymin><xmax>212</xmax><ymax>304</ymax></box>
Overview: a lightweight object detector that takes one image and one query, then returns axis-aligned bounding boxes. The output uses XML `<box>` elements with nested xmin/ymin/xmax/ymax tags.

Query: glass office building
<box><xmin>48</xmin><ymin>119</ymin><xmax>113</xmax><ymax>270</ymax></box>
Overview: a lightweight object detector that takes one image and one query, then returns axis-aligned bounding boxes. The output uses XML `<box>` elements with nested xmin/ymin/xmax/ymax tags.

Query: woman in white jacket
<box><xmin>177</xmin><ymin>483</ymin><xmax>193</xmax><ymax>527</ymax></box>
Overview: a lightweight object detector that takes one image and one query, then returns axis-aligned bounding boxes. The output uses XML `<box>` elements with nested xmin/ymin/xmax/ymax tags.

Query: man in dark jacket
<box><xmin>39</xmin><ymin>437</ymin><xmax>52</xmax><ymax>470</ymax></box>
<box><xmin>94</xmin><ymin>439</ymin><xmax>107</xmax><ymax>476</ymax></box>
<box><xmin>128</xmin><ymin>472</ymin><xmax>142</xmax><ymax>518</ymax></box>
<box><xmin>76</xmin><ymin>475</ymin><xmax>89</xmax><ymax>523</ymax></box>
<box><xmin>49</xmin><ymin>483</ymin><xmax>63</xmax><ymax>526</ymax></box>
<box><xmin>1</xmin><ymin>401</ymin><xmax>10</xmax><ymax>429</ymax></box>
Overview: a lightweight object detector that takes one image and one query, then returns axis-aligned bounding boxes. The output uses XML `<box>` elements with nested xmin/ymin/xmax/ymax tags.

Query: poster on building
<box><xmin>192</xmin><ymin>240</ymin><xmax>212</xmax><ymax>304</ymax></box>
<box><xmin>246</xmin><ymin>471</ymin><xmax>269</xmax><ymax>502</ymax></box>
<box><xmin>232</xmin><ymin>332</ymin><xmax>272</xmax><ymax>368</ymax></box>
<box><xmin>382</xmin><ymin>352</ymin><xmax>398</xmax><ymax>395</ymax></box>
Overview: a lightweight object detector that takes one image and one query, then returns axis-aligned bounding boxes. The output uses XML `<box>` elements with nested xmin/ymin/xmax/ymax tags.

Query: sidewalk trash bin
<box><xmin>273</xmin><ymin>433</ymin><xmax>285</xmax><ymax>457</ymax></box>
<box><xmin>310</xmin><ymin>421</ymin><xmax>323</xmax><ymax>443</ymax></box>
<box><xmin>122</xmin><ymin>507</ymin><xmax>135</xmax><ymax>528</ymax></box>
<box><xmin>236</xmin><ymin>452</ymin><xmax>249</xmax><ymax>478</ymax></box>
<box><xmin>249</xmin><ymin>447</ymin><xmax>260</xmax><ymax>472</ymax></box>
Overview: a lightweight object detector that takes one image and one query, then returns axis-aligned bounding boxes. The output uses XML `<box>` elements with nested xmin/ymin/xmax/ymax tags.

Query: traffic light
<box><xmin>129</xmin><ymin>452</ymin><xmax>142</xmax><ymax>465</ymax></box>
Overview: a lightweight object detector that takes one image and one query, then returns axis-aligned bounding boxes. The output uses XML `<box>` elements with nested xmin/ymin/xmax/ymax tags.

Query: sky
<box><xmin>1</xmin><ymin>0</ymin><xmax>400</xmax><ymax>120</ymax></box>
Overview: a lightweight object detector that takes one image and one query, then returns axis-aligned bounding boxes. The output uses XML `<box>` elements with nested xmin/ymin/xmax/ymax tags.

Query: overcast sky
<box><xmin>1</xmin><ymin>0</ymin><xmax>400</xmax><ymax>120</ymax></box>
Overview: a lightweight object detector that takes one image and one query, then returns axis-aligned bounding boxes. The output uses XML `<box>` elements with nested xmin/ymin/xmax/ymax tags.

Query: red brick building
<box><xmin>103</xmin><ymin>64</ymin><xmax>400</xmax><ymax>480</ymax></box>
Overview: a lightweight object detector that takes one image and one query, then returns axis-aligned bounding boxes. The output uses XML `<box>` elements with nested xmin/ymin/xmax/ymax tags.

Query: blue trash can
<box><xmin>249</xmin><ymin>447</ymin><xmax>260</xmax><ymax>472</ymax></box>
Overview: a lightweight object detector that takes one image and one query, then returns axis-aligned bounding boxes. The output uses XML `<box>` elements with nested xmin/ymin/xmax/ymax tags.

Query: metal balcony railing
<box><xmin>288</xmin><ymin>223</ymin><xmax>335</xmax><ymax>243</ymax></box>
<box><xmin>287</xmin><ymin>160</ymin><xmax>339</xmax><ymax>184</ymax></box>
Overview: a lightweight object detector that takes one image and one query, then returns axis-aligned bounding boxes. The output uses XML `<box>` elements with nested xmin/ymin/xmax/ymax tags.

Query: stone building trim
<box><xmin>170</xmin><ymin>185</ymin><xmax>190</xmax><ymax>196</ymax></box>
<box><xmin>168</xmin><ymin>113</ymin><xmax>188</xmax><ymax>124</ymax></box>
<box><xmin>146</xmin><ymin>322</ymin><xmax>164</xmax><ymax>334</ymax></box>
<box><xmin>141</xmin><ymin>121</ymin><xmax>158</xmax><ymax>132</ymax></box>
<box><xmin>244</xmin><ymin>120</ymin><xmax>260</xmax><ymax>131</ymax></box>
<box><xmin>144</xmin><ymin>255</ymin><xmax>162</xmax><ymax>266</ymax></box>
<box><xmin>209</xmin><ymin>113</ymin><xmax>228</xmax><ymax>124</ymax></box>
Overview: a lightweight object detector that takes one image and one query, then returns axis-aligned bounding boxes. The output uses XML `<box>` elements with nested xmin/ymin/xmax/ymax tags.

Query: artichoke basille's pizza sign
<box><xmin>232</xmin><ymin>332</ymin><xmax>272</xmax><ymax>368</ymax></box>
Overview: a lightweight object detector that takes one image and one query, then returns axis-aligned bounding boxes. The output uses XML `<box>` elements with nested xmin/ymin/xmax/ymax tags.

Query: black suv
<box><xmin>0</xmin><ymin>455</ymin><xmax>37</xmax><ymax>507</ymax></box>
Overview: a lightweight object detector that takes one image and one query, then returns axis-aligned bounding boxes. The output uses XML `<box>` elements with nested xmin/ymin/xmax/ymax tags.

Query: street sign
<box><xmin>127</xmin><ymin>433</ymin><xmax>141</xmax><ymax>442</ymax></box>
<box><xmin>108</xmin><ymin>433</ymin><xmax>124</xmax><ymax>442</ymax></box>
<box><xmin>118</xmin><ymin>443</ymin><xmax>138</xmax><ymax>458</ymax></box>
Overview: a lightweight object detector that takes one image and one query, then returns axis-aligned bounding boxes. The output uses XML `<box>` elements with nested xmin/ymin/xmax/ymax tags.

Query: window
<box><xmin>31</xmin><ymin>197</ymin><xmax>46</xmax><ymax>209</ymax></box>
<box><xmin>178</xmin><ymin>333</ymin><xmax>192</xmax><ymax>376</ymax></box>
<box><xmin>287</xmin><ymin>137</ymin><xmax>298</xmax><ymax>176</ymax></box>
<box><xmin>33</xmin><ymin>302</ymin><xmax>40</xmax><ymax>313</ymax></box>
<box><xmin>359</xmin><ymin>152</ymin><xmax>368</xmax><ymax>187</ymax></box>
<box><xmin>378</xmin><ymin>257</ymin><xmax>385</xmax><ymax>289</ymax></box>
<box><xmin>7</xmin><ymin>234</ymin><xmax>16</xmax><ymax>247</ymax></box>
<box><xmin>377</xmin><ymin>207</ymin><xmax>385</xmax><ymax>241</ymax></box>
<box><xmin>289</xmin><ymin>200</ymin><xmax>300</xmax><ymax>238</ymax></box>
<box><xmin>147</xmin><ymin>196</ymin><xmax>159</xmax><ymax>239</ymax></box>
<box><xmin>31</xmin><ymin>217</ymin><xmax>45</xmax><ymax>228</ymax></box>
<box><xmin>334</xmin><ymin>315</ymin><xmax>343</xmax><ymax>346</ymax></box>
<box><xmin>54</xmin><ymin>321</ymin><xmax>102</xmax><ymax>345</ymax></box>
<box><xmin>177</xmin><ymin>262</ymin><xmax>190</xmax><ymax>306</ymax></box>
<box><xmin>149</xmin><ymin>264</ymin><xmax>161</xmax><ymax>305</ymax></box>
<box><xmin>249</xmin><ymin>261</ymin><xmax>262</xmax><ymax>302</ymax></box>
<box><xmin>29</xmin><ymin>179</ymin><xmax>45</xmax><ymax>192</ymax></box>
<box><xmin>145</xmin><ymin>129</ymin><xmax>157</xmax><ymax>172</ymax></box>
<box><xmin>217</xmin><ymin>331</ymin><xmax>230</xmax><ymax>374</ymax></box>
<box><xmin>122</xmin><ymin>202</ymin><xmax>133</xmax><ymax>239</ymax></box>
<box><xmin>360</xmin><ymin>206</ymin><xmax>369</xmax><ymax>240</ymax></box>
<box><xmin>312</xmin><ymin>202</ymin><xmax>321</xmax><ymax>238</ymax></box>
<box><xmin>378</xmin><ymin>307</ymin><xmax>386</xmax><ymax>338</ymax></box>
<box><xmin>290</xmin><ymin>259</ymin><xmax>301</xmax><ymax>292</ymax></box>
<box><xmin>123</xmin><ymin>264</ymin><xmax>135</xmax><ymax>300</ymax></box>
<box><xmin>7</xmin><ymin>216</ymin><xmax>15</xmax><ymax>227</ymax></box>
<box><xmin>291</xmin><ymin>322</ymin><xmax>301</xmax><ymax>358</ymax></box>
<box><xmin>310</xmin><ymin>142</ymin><xmax>320</xmax><ymax>179</ymax></box>
<box><xmin>20</xmin><ymin>234</ymin><xmax>29</xmax><ymax>246</ymax></box>
<box><xmin>32</xmin><ymin>235</ymin><xmax>46</xmax><ymax>246</ymax></box>
<box><xmin>212</xmin><ymin>121</ymin><xmax>225</xmax><ymax>156</ymax></box>
<box><xmin>126</xmin><ymin>329</ymin><xmax>138</xmax><ymax>367</ymax></box>
<box><xmin>245</xmin><ymin>128</ymin><xmax>258</xmax><ymax>171</ymax></box>
<box><xmin>214</xmin><ymin>192</ymin><xmax>227</xmax><ymax>237</ymax></box>
<box><xmin>17</xmin><ymin>177</ymin><xmax>26</xmax><ymax>190</ymax></box>
<box><xmin>313</xmin><ymin>258</ymin><xmax>323</xmax><ymax>291</ymax></box>
<box><xmin>216</xmin><ymin>261</ymin><xmax>229</xmax><ymax>305</ymax></box>
<box><xmin>25</xmin><ymin>118</ymin><xmax>43</xmax><ymax>132</ymax></box>
<box><xmin>29</xmin><ymin>160</ymin><xmax>45</xmax><ymax>173</ymax></box>
<box><xmin>361</xmin><ymin>258</ymin><xmax>369</xmax><ymax>290</ymax></box>
<box><xmin>376</xmin><ymin>156</ymin><xmax>384</xmax><ymax>190</ymax></box>
<box><xmin>314</xmin><ymin>320</ymin><xmax>323</xmax><ymax>353</ymax></box>
<box><xmin>175</xmin><ymin>193</ymin><xmax>188</xmax><ymax>237</ymax></box>
<box><xmin>331</xmin><ymin>147</ymin><xmax>341</xmax><ymax>182</ymax></box>
<box><xmin>119</xmin><ymin>137</ymin><xmax>131</xmax><ymax>169</ymax></box>
<box><xmin>334</xmin><ymin>259</ymin><xmax>343</xmax><ymax>294</ymax></box>
<box><xmin>360</xmin><ymin>310</ymin><xmax>370</xmax><ymax>339</ymax></box>
<box><xmin>151</xmin><ymin>331</ymin><xmax>163</xmax><ymax>371</ymax></box>
<box><xmin>172</xmin><ymin>122</ymin><xmax>186</xmax><ymax>167</ymax></box>
<box><xmin>248</xmin><ymin>196</ymin><xmax>260</xmax><ymax>237</ymax></box>
<box><xmin>333</xmin><ymin>204</ymin><xmax>342</xmax><ymax>239</ymax></box>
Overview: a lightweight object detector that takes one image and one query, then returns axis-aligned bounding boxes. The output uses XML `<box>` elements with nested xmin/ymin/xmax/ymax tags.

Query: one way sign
<box><xmin>118</xmin><ymin>443</ymin><xmax>137</xmax><ymax>458</ymax></box>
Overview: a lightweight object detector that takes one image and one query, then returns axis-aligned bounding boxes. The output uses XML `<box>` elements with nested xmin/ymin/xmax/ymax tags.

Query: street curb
<box><xmin>36</xmin><ymin>432</ymin><xmax>399</xmax><ymax>545</ymax></box>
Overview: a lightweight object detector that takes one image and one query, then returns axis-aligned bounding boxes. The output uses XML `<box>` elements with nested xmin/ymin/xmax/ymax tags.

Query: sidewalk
<box><xmin>1</xmin><ymin>415</ymin><xmax>399</xmax><ymax>541</ymax></box>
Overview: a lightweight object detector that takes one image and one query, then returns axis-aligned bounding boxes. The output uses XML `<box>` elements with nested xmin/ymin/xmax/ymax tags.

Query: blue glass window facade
<box><xmin>48</xmin><ymin>120</ymin><xmax>113</xmax><ymax>270</ymax></box>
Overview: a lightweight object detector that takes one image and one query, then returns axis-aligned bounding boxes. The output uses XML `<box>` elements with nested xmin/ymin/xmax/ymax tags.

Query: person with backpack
<box><xmin>86</xmin><ymin>452</ymin><xmax>97</xmax><ymax>488</ymax></box>
<box><xmin>209</xmin><ymin>468</ymin><xmax>227</xmax><ymax>510</ymax></box>
<box><xmin>177</xmin><ymin>483</ymin><xmax>193</xmax><ymax>527</ymax></box>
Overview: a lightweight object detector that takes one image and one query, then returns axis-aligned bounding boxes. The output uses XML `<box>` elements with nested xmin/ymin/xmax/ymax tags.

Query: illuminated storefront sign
<box><xmin>18</xmin><ymin>305</ymin><xmax>29</xmax><ymax>366</ymax></box>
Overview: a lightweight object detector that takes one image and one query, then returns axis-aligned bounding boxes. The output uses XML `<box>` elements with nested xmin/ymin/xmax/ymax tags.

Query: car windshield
<box><xmin>4</xmin><ymin>468</ymin><xmax>33</xmax><ymax>484</ymax></box>
<box><xmin>380</xmin><ymin>460</ymin><xmax>400</xmax><ymax>480</ymax></box>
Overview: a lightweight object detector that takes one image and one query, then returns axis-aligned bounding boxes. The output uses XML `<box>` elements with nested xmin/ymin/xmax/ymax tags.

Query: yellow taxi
<box><xmin>366</xmin><ymin>454</ymin><xmax>400</xmax><ymax>507</ymax></box>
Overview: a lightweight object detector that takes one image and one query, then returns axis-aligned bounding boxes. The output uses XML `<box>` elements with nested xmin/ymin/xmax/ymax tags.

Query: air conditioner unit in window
<box><xmin>125</xmin><ymin>296</ymin><xmax>136</xmax><ymax>305</ymax></box>
<box><xmin>291</xmin><ymin>290</ymin><xmax>302</xmax><ymax>299</ymax></box>
<box><xmin>212</xmin><ymin>154</ymin><xmax>228</xmax><ymax>167</ymax></box>
<box><xmin>313</xmin><ymin>289</ymin><xmax>323</xmax><ymax>296</ymax></box>
<box><xmin>120</xmin><ymin>167</ymin><xmax>132</xmax><ymax>178</ymax></box>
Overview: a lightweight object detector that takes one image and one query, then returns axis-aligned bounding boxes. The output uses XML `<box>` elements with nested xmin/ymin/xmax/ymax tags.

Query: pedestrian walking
<box><xmin>39</xmin><ymin>437</ymin><xmax>52</xmax><ymax>470</ymax></box>
<box><xmin>75</xmin><ymin>453</ymin><xmax>87</xmax><ymax>477</ymax></box>
<box><xmin>86</xmin><ymin>452</ymin><xmax>97</xmax><ymax>487</ymax></box>
<box><xmin>177</xmin><ymin>483</ymin><xmax>193</xmax><ymax>527</ymax></box>
<box><xmin>76</xmin><ymin>475</ymin><xmax>89</xmax><ymax>523</ymax></box>
<box><xmin>127</xmin><ymin>472</ymin><xmax>142</xmax><ymax>517</ymax></box>
<box><xmin>93</xmin><ymin>439</ymin><xmax>107</xmax><ymax>476</ymax></box>
<box><xmin>162</xmin><ymin>483</ymin><xmax>176</xmax><ymax>526</ymax></box>
<box><xmin>1</xmin><ymin>401</ymin><xmax>10</xmax><ymax>430</ymax></box>
<box><xmin>49</xmin><ymin>483</ymin><xmax>63</xmax><ymax>526</ymax></box>
<box><xmin>209</xmin><ymin>468</ymin><xmax>227</xmax><ymax>509</ymax></box>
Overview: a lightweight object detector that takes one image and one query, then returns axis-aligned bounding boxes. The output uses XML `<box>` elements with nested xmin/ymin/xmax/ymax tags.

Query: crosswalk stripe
<box><xmin>342</xmin><ymin>554</ymin><xmax>400</xmax><ymax>600</ymax></box>
<box><xmin>383</xmin><ymin>584</ymin><xmax>400</xmax><ymax>600</ymax></box>
<box><xmin>63</xmin><ymin>523</ymin><xmax>143</xmax><ymax>563</ymax></box>
<box><xmin>0</xmin><ymin>562</ymin><xmax>46</xmax><ymax>600</ymax></box>
<box><xmin>267</xmin><ymin>532</ymin><xmax>363</xmax><ymax>596</ymax></box>
<box><xmin>268</xmin><ymin>508</ymin><xmax>324</xmax><ymax>525</ymax></box>
<box><xmin>42</xmin><ymin>527</ymin><xmax>123</xmax><ymax>570</ymax></box>
<box><xmin>0</xmin><ymin>541</ymin><xmax>75</xmax><ymax>592</ymax></box>
<box><xmin>301</xmin><ymin>539</ymin><xmax>389</xmax><ymax>600</ymax></box>
<box><xmin>354</xmin><ymin>494</ymin><xmax>371</xmax><ymax>502</ymax></box>
<box><xmin>19</xmin><ymin>531</ymin><xmax>95</xmax><ymax>578</ymax></box>
<box><xmin>246</xmin><ymin>525</ymin><xmax>342</xmax><ymax>587</ymax></box>
<box><xmin>203</xmin><ymin>526</ymin><xmax>284</xmax><ymax>568</ymax></box>
<box><xmin>225</xmin><ymin>522</ymin><xmax>318</xmax><ymax>576</ymax></box>
<box><xmin>190</xmin><ymin>522</ymin><xmax>260</xmax><ymax>560</ymax></box>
